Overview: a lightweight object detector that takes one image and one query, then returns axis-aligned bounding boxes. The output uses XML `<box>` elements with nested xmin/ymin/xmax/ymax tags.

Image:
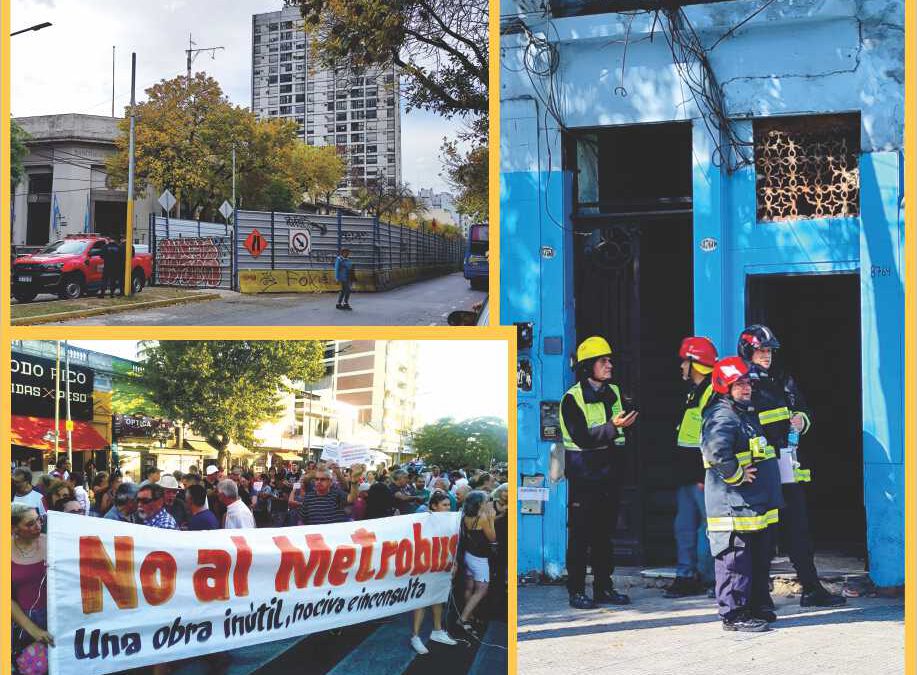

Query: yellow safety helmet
<box><xmin>576</xmin><ymin>336</ymin><xmax>613</xmax><ymax>364</ymax></box>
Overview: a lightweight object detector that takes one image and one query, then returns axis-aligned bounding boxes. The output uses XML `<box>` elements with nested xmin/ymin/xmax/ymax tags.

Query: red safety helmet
<box><xmin>711</xmin><ymin>356</ymin><xmax>751</xmax><ymax>395</ymax></box>
<box><xmin>679</xmin><ymin>336</ymin><xmax>718</xmax><ymax>367</ymax></box>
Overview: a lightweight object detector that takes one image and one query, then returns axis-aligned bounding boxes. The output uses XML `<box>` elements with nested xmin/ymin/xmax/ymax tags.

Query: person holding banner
<box><xmin>12</xmin><ymin>504</ymin><xmax>54</xmax><ymax>672</ymax></box>
<box><xmin>411</xmin><ymin>492</ymin><xmax>459</xmax><ymax>654</ymax></box>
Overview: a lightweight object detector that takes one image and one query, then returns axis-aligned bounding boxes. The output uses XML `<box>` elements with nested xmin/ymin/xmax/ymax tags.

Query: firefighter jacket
<box><xmin>748</xmin><ymin>365</ymin><xmax>812</xmax><ymax>483</ymax></box>
<box><xmin>673</xmin><ymin>377</ymin><xmax>714</xmax><ymax>485</ymax></box>
<box><xmin>560</xmin><ymin>379</ymin><xmax>624</xmax><ymax>485</ymax></box>
<box><xmin>701</xmin><ymin>396</ymin><xmax>783</xmax><ymax>556</ymax></box>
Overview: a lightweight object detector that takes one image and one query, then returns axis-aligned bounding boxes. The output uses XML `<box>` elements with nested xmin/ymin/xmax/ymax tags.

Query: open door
<box><xmin>568</xmin><ymin>121</ymin><xmax>694</xmax><ymax>565</ymax></box>
<box><xmin>746</xmin><ymin>273</ymin><xmax>866</xmax><ymax>564</ymax></box>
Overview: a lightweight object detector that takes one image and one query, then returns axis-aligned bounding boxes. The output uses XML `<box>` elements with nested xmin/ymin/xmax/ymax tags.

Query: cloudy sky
<box><xmin>68</xmin><ymin>340</ymin><xmax>508</xmax><ymax>426</ymax></box>
<box><xmin>11</xmin><ymin>0</ymin><xmax>466</xmax><ymax>193</ymax></box>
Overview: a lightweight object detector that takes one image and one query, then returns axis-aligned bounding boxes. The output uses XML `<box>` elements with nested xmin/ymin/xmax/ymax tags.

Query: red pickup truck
<box><xmin>12</xmin><ymin>234</ymin><xmax>154</xmax><ymax>302</ymax></box>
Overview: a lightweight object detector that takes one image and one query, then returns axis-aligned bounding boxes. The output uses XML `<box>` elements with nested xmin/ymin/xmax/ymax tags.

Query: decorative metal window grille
<box><xmin>754</xmin><ymin>115</ymin><xmax>860</xmax><ymax>222</ymax></box>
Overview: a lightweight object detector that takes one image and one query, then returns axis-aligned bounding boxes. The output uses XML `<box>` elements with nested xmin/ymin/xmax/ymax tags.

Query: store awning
<box><xmin>185</xmin><ymin>439</ymin><xmax>220</xmax><ymax>456</ymax></box>
<box><xmin>151</xmin><ymin>448</ymin><xmax>219</xmax><ymax>459</ymax></box>
<box><xmin>11</xmin><ymin>415</ymin><xmax>109</xmax><ymax>452</ymax></box>
<box><xmin>270</xmin><ymin>451</ymin><xmax>303</xmax><ymax>461</ymax></box>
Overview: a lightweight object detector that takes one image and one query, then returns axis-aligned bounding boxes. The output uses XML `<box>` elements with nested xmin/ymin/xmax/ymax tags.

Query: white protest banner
<box><xmin>47</xmin><ymin>511</ymin><xmax>460</xmax><ymax>674</ymax></box>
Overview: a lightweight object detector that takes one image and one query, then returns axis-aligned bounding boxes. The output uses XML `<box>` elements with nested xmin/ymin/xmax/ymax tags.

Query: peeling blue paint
<box><xmin>503</xmin><ymin>0</ymin><xmax>904</xmax><ymax>587</ymax></box>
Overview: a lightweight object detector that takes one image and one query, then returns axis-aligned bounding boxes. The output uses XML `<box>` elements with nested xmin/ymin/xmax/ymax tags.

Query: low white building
<box><xmin>12</xmin><ymin>114</ymin><xmax>157</xmax><ymax>248</ymax></box>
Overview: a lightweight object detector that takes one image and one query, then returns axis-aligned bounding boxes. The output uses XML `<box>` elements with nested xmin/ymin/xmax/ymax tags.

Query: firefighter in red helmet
<box><xmin>739</xmin><ymin>324</ymin><xmax>845</xmax><ymax>607</ymax></box>
<box><xmin>664</xmin><ymin>337</ymin><xmax>717</xmax><ymax>599</ymax></box>
<box><xmin>702</xmin><ymin>356</ymin><xmax>783</xmax><ymax>632</ymax></box>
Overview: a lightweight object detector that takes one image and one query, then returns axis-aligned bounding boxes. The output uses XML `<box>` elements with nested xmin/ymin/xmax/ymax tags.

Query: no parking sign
<box><xmin>289</xmin><ymin>226</ymin><xmax>312</xmax><ymax>255</ymax></box>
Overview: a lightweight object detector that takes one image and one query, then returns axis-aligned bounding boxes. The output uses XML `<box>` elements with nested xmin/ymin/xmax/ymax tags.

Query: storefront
<box><xmin>11</xmin><ymin>349</ymin><xmax>111</xmax><ymax>471</ymax></box>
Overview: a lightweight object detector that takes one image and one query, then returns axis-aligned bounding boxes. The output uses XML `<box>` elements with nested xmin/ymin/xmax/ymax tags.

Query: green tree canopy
<box><xmin>106</xmin><ymin>74</ymin><xmax>345</xmax><ymax>219</ymax></box>
<box><xmin>11</xmin><ymin>119</ymin><xmax>29</xmax><ymax>192</ymax></box>
<box><xmin>294</xmin><ymin>0</ymin><xmax>487</xmax><ymax>118</ymax></box>
<box><xmin>412</xmin><ymin>416</ymin><xmax>507</xmax><ymax>470</ymax></box>
<box><xmin>140</xmin><ymin>341</ymin><xmax>326</xmax><ymax>465</ymax></box>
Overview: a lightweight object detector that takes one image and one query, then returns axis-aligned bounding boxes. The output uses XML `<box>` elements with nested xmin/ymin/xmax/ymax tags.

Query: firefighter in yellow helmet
<box><xmin>559</xmin><ymin>336</ymin><xmax>638</xmax><ymax>609</ymax></box>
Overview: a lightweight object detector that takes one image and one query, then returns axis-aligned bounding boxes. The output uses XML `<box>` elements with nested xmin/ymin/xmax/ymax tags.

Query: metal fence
<box><xmin>150</xmin><ymin>216</ymin><xmax>233</xmax><ymax>289</ymax></box>
<box><xmin>234</xmin><ymin>210</ymin><xmax>464</xmax><ymax>274</ymax></box>
<box><xmin>150</xmin><ymin>211</ymin><xmax>463</xmax><ymax>291</ymax></box>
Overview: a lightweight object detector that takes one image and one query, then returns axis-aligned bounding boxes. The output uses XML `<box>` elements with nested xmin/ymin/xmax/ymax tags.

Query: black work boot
<box><xmin>750</xmin><ymin>608</ymin><xmax>778</xmax><ymax>623</ymax></box>
<box><xmin>569</xmin><ymin>592</ymin><xmax>596</xmax><ymax>610</ymax></box>
<box><xmin>663</xmin><ymin>576</ymin><xmax>705</xmax><ymax>598</ymax></box>
<box><xmin>722</xmin><ymin>612</ymin><xmax>770</xmax><ymax>632</ymax></box>
<box><xmin>594</xmin><ymin>588</ymin><xmax>631</xmax><ymax>605</ymax></box>
<box><xmin>801</xmin><ymin>584</ymin><xmax>846</xmax><ymax>607</ymax></box>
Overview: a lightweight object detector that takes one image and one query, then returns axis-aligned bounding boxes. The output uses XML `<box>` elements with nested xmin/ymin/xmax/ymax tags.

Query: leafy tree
<box><xmin>140</xmin><ymin>341</ymin><xmax>326</xmax><ymax>466</ymax></box>
<box><xmin>349</xmin><ymin>178</ymin><xmax>424</xmax><ymax>225</ymax></box>
<box><xmin>413</xmin><ymin>417</ymin><xmax>507</xmax><ymax>470</ymax></box>
<box><xmin>295</xmin><ymin>0</ymin><xmax>488</xmax><ymax>118</ymax></box>
<box><xmin>106</xmin><ymin>74</ymin><xmax>346</xmax><ymax>218</ymax></box>
<box><xmin>11</xmin><ymin>119</ymin><xmax>29</xmax><ymax>192</ymax></box>
<box><xmin>442</xmin><ymin>137</ymin><xmax>487</xmax><ymax>222</ymax></box>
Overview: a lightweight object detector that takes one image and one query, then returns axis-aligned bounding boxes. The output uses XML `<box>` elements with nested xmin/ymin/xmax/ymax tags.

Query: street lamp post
<box><xmin>10</xmin><ymin>22</ymin><xmax>51</xmax><ymax>36</ymax></box>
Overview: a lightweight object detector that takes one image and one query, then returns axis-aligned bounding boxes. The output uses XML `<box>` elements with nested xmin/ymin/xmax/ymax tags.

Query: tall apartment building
<box><xmin>327</xmin><ymin>340</ymin><xmax>418</xmax><ymax>458</ymax></box>
<box><xmin>251</xmin><ymin>4</ymin><xmax>402</xmax><ymax>199</ymax></box>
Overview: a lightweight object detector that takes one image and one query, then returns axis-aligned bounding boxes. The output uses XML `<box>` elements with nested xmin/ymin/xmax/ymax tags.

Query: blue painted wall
<box><xmin>502</xmin><ymin>0</ymin><xmax>904</xmax><ymax>586</ymax></box>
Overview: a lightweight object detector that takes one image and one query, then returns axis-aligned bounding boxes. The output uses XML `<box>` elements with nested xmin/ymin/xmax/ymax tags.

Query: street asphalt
<box><xmin>49</xmin><ymin>272</ymin><xmax>486</xmax><ymax>326</ymax></box>
<box><xmin>518</xmin><ymin>581</ymin><xmax>903</xmax><ymax>675</ymax></box>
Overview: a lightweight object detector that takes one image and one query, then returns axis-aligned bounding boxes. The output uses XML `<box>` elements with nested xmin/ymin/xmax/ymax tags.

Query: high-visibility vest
<box><xmin>559</xmin><ymin>381</ymin><xmax>625</xmax><ymax>450</ymax></box>
<box><xmin>676</xmin><ymin>383</ymin><xmax>714</xmax><ymax>448</ymax></box>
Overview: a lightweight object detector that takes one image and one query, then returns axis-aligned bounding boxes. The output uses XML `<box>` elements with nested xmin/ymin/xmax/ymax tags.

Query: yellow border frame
<box><xmin>2</xmin><ymin>0</ymin><xmax>515</xmax><ymax>672</ymax></box>
<box><xmin>905</xmin><ymin>0</ymin><xmax>914</xmax><ymax>669</ymax></box>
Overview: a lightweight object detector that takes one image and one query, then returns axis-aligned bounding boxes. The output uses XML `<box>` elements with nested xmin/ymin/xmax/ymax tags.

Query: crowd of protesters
<box><xmin>11</xmin><ymin>456</ymin><xmax>509</xmax><ymax>671</ymax></box>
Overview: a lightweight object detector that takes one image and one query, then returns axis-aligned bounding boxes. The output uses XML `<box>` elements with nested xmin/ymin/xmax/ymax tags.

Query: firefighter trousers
<box><xmin>713</xmin><ymin>526</ymin><xmax>775</xmax><ymax>620</ymax></box>
<box><xmin>567</xmin><ymin>480</ymin><xmax>620</xmax><ymax>596</ymax></box>
<box><xmin>779</xmin><ymin>482</ymin><xmax>820</xmax><ymax>590</ymax></box>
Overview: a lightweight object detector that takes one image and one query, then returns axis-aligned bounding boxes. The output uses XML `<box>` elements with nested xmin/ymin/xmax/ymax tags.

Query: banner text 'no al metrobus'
<box><xmin>46</xmin><ymin>511</ymin><xmax>460</xmax><ymax>674</ymax></box>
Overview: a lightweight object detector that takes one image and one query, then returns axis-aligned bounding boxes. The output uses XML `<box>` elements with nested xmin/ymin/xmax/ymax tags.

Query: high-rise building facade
<box><xmin>326</xmin><ymin>340</ymin><xmax>418</xmax><ymax>459</ymax></box>
<box><xmin>251</xmin><ymin>4</ymin><xmax>402</xmax><ymax>199</ymax></box>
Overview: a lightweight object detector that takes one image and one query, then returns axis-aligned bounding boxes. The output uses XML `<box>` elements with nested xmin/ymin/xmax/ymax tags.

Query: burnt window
<box><xmin>754</xmin><ymin>114</ymin><xmax>860</xmax><ymax>222</ymax></box>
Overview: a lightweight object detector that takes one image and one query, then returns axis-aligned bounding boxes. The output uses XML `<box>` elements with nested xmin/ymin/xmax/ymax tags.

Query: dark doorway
<box><xmin>569</xmin><ymin>122</ymin><xmax>694</xmax><ymax>565</ymax></box>
<box><xmin>746</xmin><ymin>273</ymin><xmax>866</xmax><ymax>563</ymax></box>
<box><xmin>94</xmin><ymin>201</ymin><xmax>127</xmax><ymax>239</ymax></box>
<box><xmin>26</xmin><ymin>173</ymin><xmax>52</xmax><ymax>245</ymax></box>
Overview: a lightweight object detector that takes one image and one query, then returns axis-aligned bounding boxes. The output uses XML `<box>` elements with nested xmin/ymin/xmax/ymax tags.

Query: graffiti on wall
<box><xmin>156</xmin><ymin>237</ymin><xmax>229</xmax><ymax>288</ymax></box>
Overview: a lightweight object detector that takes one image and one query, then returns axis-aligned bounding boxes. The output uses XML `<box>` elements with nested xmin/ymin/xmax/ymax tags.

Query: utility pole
<box><xmin>123</xmin><ymin>53</ymin><xmax>137</xmax><ymax>297</ymax></box>
<box><xmin>111</xmin><ymin>46</ymin><xmax>116</xmax><ymax>117</ymax></box>
<box><xmin>232</xmin><ymin>143</ymin><xmax>236</xmax><ymax>226</ymax></box>
<box><xmin>54</xmin><ymin>341</ymin><xmax>61</xmax><ymax>462</ymax></box>
<box><xmin>65</xmin><ymin>342</ymin><xmax>73</xmax><ymax>466</ymax></box>
<box><xmin>185</xmin><ymin>33</ymin><xmax>224</xmax><ymax>82</ymax></box>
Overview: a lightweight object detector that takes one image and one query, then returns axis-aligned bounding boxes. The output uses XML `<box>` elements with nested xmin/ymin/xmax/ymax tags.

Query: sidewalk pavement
<box><xmin>518</xmin><ymin>578</ymin><xmax>903</xmax><ymax>675</ymax></box>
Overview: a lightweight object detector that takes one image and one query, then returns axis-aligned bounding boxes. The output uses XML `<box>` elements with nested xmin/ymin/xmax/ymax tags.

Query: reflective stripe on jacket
<box><xmin>559</xmin><ymin>381</ymin><xmax>624</xmax><ymax>450</ymax></box>
<box><xmin>701</xmin><ymin>397</ymin><xmax>783</xmax><ymax>556</ymax></box>
<box><xmin>749</xmin><ymin>366</ymin><xmax>812</xmax><ymax>483</ymax></box>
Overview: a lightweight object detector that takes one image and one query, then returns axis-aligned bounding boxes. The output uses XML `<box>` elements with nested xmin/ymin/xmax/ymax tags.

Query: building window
<box><xmin>754</xmin><ymin>114</ymin><xmax>860</xmax><ymax>222</ymax></box>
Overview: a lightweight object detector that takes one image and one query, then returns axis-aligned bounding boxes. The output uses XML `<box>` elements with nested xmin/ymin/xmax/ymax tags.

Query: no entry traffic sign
<box><xmin>244</xmin><ymin>228</ymin><xmax>268</xmax><ymax>258</ymax></box>
<box><xmin>289</xmin><ymin>228</ymin><xmax>312</xmax><ymax>256</ymax></box>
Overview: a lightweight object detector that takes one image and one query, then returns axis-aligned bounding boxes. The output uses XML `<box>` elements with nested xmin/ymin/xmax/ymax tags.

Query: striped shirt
<box><xmin>299</xmin><ymin>489</ymin><xmax>349</xmax><ymax>525</ymax></box>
